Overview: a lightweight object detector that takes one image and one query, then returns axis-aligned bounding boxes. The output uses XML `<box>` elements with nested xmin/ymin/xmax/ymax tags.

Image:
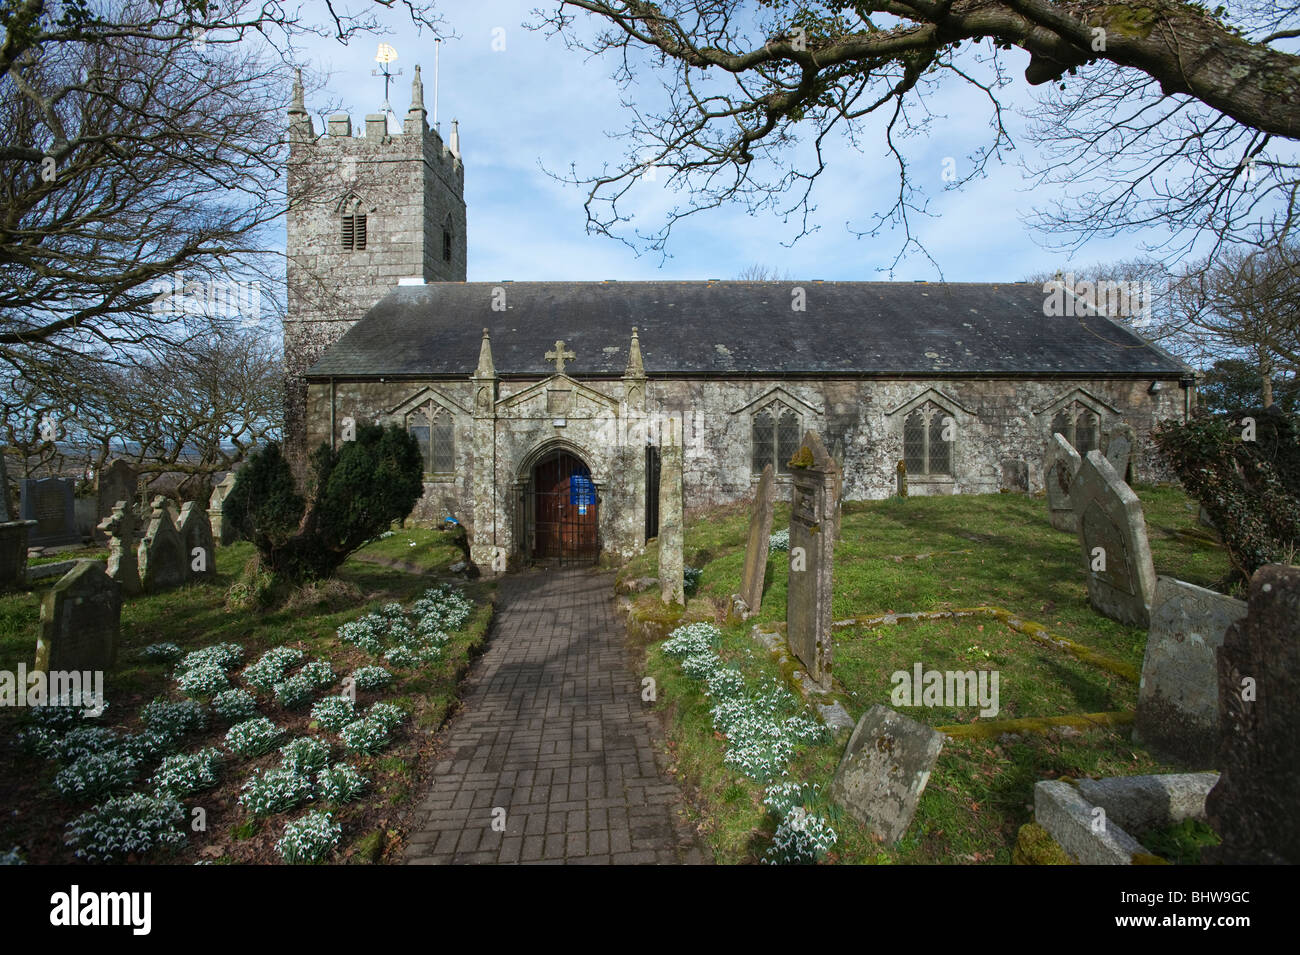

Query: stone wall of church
<box><xmin>646</xmin><ymin>377</ymin><xmax>1187</xmax><ymax>507</ymax></box>
<box><xmin>306</xmin><ymin>372</ymin><xmax>1188</xmax><ymax>568</ymax></box>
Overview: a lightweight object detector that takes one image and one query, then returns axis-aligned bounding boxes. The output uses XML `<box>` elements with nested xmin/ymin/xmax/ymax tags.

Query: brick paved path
<box><xmin>403</xmin><ymin>568</ymin><xmax>704</xmax><ymax>864</ymax></box>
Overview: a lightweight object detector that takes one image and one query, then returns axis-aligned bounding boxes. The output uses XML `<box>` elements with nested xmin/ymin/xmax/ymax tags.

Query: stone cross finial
<box><xmin>545</xmin><ymin>340</ymin><xmax>575</xmax><ymax>375</ymax></box>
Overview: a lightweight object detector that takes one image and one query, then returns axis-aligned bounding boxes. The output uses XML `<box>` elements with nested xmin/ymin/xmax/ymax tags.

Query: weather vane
<box><xmin>372</xmin><ymin>43</ymin><xmax>403</xmax><ymax>125</ymax></box>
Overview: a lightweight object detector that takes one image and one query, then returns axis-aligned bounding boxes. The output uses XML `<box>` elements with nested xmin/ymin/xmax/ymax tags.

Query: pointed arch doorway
<box><xmin>522</xmin><ymin>447</ymin><xmax>600</xmax><ymax>566</ymax></box>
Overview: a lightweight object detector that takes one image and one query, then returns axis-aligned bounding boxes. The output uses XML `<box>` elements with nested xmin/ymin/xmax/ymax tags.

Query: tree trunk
<box><xmin>0</xmin><ymin>443</ymin><xmax>12</xmax><ymax>521</ymax></box>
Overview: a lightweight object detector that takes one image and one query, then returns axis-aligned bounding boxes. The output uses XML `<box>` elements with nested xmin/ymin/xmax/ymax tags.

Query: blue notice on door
<box><xmin>570</xmin><ymin>475</ymin><xmax>595</xmax><ymax>507</ymax></box>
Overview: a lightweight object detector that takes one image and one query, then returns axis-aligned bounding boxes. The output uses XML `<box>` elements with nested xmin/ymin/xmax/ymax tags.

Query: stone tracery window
<box><xmin>1051</xmin><ymin>402</ymin><xmax>1100</xmax><ymax>453</ymax></box>
<box><xmin>903</xmin><ymin>401</ymin><xmax>954</xmax><ymax>476</ymax></box>
<box><xmin>442</xmin><ymin>215</ymin><xmax>453</xmax><ymax>263</ymax></box>
<box><xmin>406</xmin><ymin>402</ymin><xmax>454</xmax><ymax>475</ymax></box>
<box><xmin>752</xmin><ymin>403</ymin><xmax>801</xmax><ymax>474</ymax></box>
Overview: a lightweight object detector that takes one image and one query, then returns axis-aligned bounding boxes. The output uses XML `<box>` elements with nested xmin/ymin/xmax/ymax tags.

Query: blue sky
<box><xmin>293</xmin><ymin>1</ymin><xmax>1203</xmax><ymax>283</ymax></box>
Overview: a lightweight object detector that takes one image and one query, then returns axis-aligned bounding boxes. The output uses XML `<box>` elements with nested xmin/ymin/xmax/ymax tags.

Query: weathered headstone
<box><xmin>734</xmin><ymin>464</ymin><xmax>775</xmax><ymax>618</ymax></box>
<box><xmin>1000</xmin><ymin>458</ymin><xmax>1029</xmax><ymax>493</ymax></box>
<box><xmin>1204</xmin><ymin>564</ymin><xmax>1300</xmax><ymax>864</ymax></box>
<box><xmin>33</xmin><ymin>561</ymin><xmax>121</xmax><ymax>673</ymax></box>
<box><xmin>1044</xmin><ymin>433</ymin><xmax>1082</xmax><ymax>532</ymax></box>
<box><xmin>1135</xmin><ymin>577</ymin><xmax>1247</xmax><ymax>766</ymax></box>
<box><xmin>208</xmin><ymin>472</ymin><xmax>239</xmax><ymax>545</ymax></box>
<box><xmin>1103</xmin><ymin>423</ymin><xmax>1136</xmax><ymax>482</ymax></box>
<box><xmin>137</xmin><ymin>496</ymin><xmax>188</xmax><ymax>593</ymax></box>
<box><xmin>179</xmin><ymin>501</ymin><xmax>216</xmax><ymax>581</ymax></box>
<box><xmin>97</xmin><ymin>502</ymin><xmax>140</xmax><ymax>595</ymax></box>
<box><xmin>0</xmin><ymin>519</ymin><xmax>36</xmax><ymax>590</ymax></box>
<box><xmin>658</xmin><ymin>423</ymin><xmax>685</xmax><ymax>605</ymax></box>
<box><xmin>1069</xmin><ymin>450</ymin><xmax>1156</xmax><ymax>628</ymax></box>
<box><xmin>95</xmin><ymin>459</ymin><xmax>137</xmax><ymax>537</ymax></box>
<box><xmin>19</xmin><ymin>477</ymin><xmax>79</xmax><ymax>546</ymax></box>
<box><xmin>786</xmin><ymin>430</ymin><xmax>837</xmax><ymax>689</ymax></box>
<box><xmin>829</xmin><ymin>704</ymin><xmax>945</xmax><ymax>844</ymax></box>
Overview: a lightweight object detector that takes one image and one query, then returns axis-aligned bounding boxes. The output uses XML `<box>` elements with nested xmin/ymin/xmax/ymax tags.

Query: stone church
<box><xmin>283</xmin><ymin>71</ymin><xmax>1194</xmax><ymax>572</ymax></box>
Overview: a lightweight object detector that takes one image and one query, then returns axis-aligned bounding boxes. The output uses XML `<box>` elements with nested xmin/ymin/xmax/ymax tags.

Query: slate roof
<box><xmin>305</xmin><ymin>281</ymin><xmax>1189</xmax><ymax>379</ymax></box>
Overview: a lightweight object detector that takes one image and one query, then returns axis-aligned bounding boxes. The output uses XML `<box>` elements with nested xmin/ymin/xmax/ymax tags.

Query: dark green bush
<box><xmin>1152</xmin><ymin>406</ymin><xmax>1300</xmax><ymax>581</ymax></box>
<box><xmin>225</xmin><ymin>426</ymin><xmax>424</xmax><ymax>583</ymax></box>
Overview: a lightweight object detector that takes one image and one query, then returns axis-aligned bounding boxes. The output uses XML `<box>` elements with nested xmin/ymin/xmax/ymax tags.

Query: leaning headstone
<box><xmin>95</xmin><ymin>459</ymin><xmax>137</xmax><ymax>537</ymax></box>
<box><xmin>137</xmin><ymin>496</ymin><xmax>188</xmax><ymax>593</ymax></box>
<box><xmin>96</xmin><ymin>502</ymin><xmax>140</xmax><ymax>596</ymax></box>
<box><xmin>0</xmin><ymin>520</ymin><xmax>36</xmax><ymax>590</ymax></box>
<box><xmin>19</xmin><ymin>477</ymin><xmax>79</xmax><ymax>546</ymax></box>
<box><xmin>1069</xmin><ymin>451</ymin><xmax>1156</xmax><ymax>628</ymax></box>
<box><xmin>786</xmin><ymin>430</ymin><xmax>837</xmax><ymax>689</ymax></box>
<box><xmin>1204</xmin><ymin>564</ymin><xmax>1300</xmax><ymax>864</ymax></box>
<box><xmin>178</xmin><ymin>501</ymin><xmax>216</xmax><ymax>581</ymax></box>
<box><xmin>1135</xmin><ymin>577</ymin><xmax>1247</xmax><ymax>766</ymax></box>
<box><xmin>33</xmin><ymin>561</ymin><xmax>121</xmax><ymax>673</ymax></box>
<box><xmin>1044</xmin><ymin>433</ymin><xmax>1082</xmax><ymax>532</ymax></box>
<box><xmin>733</xmin><ymin>465</ymin><xmax>775</xmax><ymax>618</ymax></box>
<box><xmin>208</xmin><ymin>472</ymin><xmax>239</xmax><ymax>545</ymax></box>
<box><xmin>658</xmin><ymin>422</ymin><xmax>685</xmax><ymax>605</ymax></box>
<box><xmin>829</xmin><ymin>704</ymin><xmax>945</xmax><ymax>844</ymax></box>
<box><xmin>1103</xmin><ymin>423</ymin><xmax>1136</xmax><ymax>481</ymax></box>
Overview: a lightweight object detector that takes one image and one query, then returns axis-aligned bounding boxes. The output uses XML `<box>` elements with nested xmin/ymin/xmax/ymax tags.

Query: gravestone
<box><xmin>97</xmin><ymin>501</ymin><xmax>140</xmax><ymax>595</ymax></box>
<box><xmin>137</xmin><ymin>496</ymin><xmax>188</xmax><ymax>593</ymax></box>
<box><xmin>1069</xmin><ymin>451</ymin><xmax>1156</xmax><ymax>628</ymax></box>
<box><xmin>179</xmin><ymin>501</ymin><xmax>216</xmax><ymax>581</ymax></box>
<box><xmin>786</xmin><ymin>430</ymin><xmax>837</xmax><ymax>689</ymax></box>
<box><xmin>1000</xmin><ymin>458</ymin><xmax>1028</xmax><ymax>493</ymax></box>
<box><xmin>734</xmin><ymin>465</ymin><xmax>775</xmax><ymax>618</ymax></box>
<box><xmin>19</xmin><ymin>477</ymin><xmax>79</xmax><ymax>546</ymax></box>
<box><xmin>1135</xmin><ymin>577</ymin><xmax>1247</xmax><ymax>766</ymax></box>
<box><xmin>1204</xmin><ymin>564</ymin><xmax>1300</xmax><ymax>864</ymax></box>
<box><xmin>1044</xmin><ymin>433</ymin><xmax>1082</xmax><ymax>532</ymax></box>
<box><xmin>208</xmin><ymin>472</ymin><xmax>239</xmax><ymax>545</ymax></box>
<box><xmin>0</xmin><ymin>520</ymin><xmax>36</xmax><ymax>590</ymax></box>
<box><xmin>830</xmin><ymin>704</ymin><xmax>945</xmax><ymax>844</ymax></box>
<box><xmin>95</xmin><ymin>460</ymin><xmax>137</xmax><ymax>538</ymax></box>
<box><xmin>33</xmin><ymin>561</ymin><xmax>121</xmax><ymax>673</ymax></box>
<box><xmin>658</xmin><ymin>423</ymin><xmax>685</xmax><ymax>605</ymax></box>
<box><xmin>1103</xmin><ymin>423</ymin><xmax>1136</xmax><ymax>482</ymax></box>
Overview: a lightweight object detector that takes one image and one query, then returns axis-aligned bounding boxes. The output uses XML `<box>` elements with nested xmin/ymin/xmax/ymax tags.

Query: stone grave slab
<box><xmin>1044</xmin><ymin>433</ymin><xmax>1082</xmax><ymax>532</ymax></box>
<box><xmin>829</xmin><ymin>704</ymin><xmax>944</xmax><ymax>844</ymax></box>
<box><xmin>1205</xmin><ymin>564</ymin><xmax>1300</xmax><ymax>864</ymax></box>
<box><xmin>1069</xmin><ymin>450</ymin><xmax>1156</xmax><ymax>628</ymax></box>
<box><xmin>34</xmin><ymin>560</ymin><xmax>121</xmax><ymax>673</ymax></box>
<box><xmin>1135</xmin><ymin>577</ymin><xmax>1247</xmax><ymax>766</ymax></box>
<box><xmin>19</xmin><ymin>477</ymin><xmax>79</xmax><ymax>547</ymax></box>
<box><xmin>734</xmin><ymin>464</ymin><xmax>775</xmax><ymax>618</ymax></box>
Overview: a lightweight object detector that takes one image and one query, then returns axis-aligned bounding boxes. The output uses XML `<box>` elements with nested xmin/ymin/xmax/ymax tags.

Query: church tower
<box><xmin>283</xmin><ymin>67</ymin><xmax>467</xmax><ymax>466</ymax></box>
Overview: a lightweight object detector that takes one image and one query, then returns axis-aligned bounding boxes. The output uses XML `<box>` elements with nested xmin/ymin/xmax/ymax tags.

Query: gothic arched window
<box><xmin>406</xmin><ymin>402</ymin><xmax>455</xmax><ymax>476</ymax></box>
<box><xmin>442</xmin><ymin>215</ymin><xmax>453</xmax><ymax>263</ymax></box>
<box><xmin>752</xmin><ymin>403</ymin><xmax>802</xmax><ymax>475</ymax></box>
<box><xmin>1051</xmin><ymin>402</ymin><xmax>1101</xmax><ymax>453</ymax></box>
<box><xmin>903</xmin><ymin>402</ymin><xmax>954</xmax><ymax>476</ymax></box>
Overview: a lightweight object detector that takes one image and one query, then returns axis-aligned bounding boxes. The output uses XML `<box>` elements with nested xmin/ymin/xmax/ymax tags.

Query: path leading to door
<box><xmin>403</xmin><ymin>568</ymin><xmax>705</xmax><ymax>864</ymax></box>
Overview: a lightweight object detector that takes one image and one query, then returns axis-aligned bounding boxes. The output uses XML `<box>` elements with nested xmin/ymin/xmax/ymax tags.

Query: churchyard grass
<box><xmin>352</xmin><ymin>525</ymin><xmax>468</xmax><ymax>570</ymax></box>
<box><xmin>629</xmin><ymin>485</ymin><xmax>1230</xmax><ymax>863</ymax></box>
<box><xmin>0</xmin><ymin>535</ymin><xmax>493</xmax><ymax>864</ymax></box>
